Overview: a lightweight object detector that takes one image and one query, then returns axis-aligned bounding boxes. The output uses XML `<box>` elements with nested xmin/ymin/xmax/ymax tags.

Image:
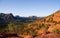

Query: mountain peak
<box><xmin>0</xmin><ymin>13</ymin><xmax>15</xmax><ymax>21</ymax></box>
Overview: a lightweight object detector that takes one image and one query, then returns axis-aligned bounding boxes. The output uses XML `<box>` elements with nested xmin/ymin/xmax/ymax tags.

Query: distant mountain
<box><xmin>0</xmin><ymin>13</ymin><xmax>15</xmax><ymax>22</ymax></box>
<box><xmin>0</xmin><ymin>13</ymin><xmax>43</xmax><ymax>23</ymax></box>
<box><xmin>15</xmin><ymin>16</ymin><xmax>43</xmax><ymax>22</ymax></box>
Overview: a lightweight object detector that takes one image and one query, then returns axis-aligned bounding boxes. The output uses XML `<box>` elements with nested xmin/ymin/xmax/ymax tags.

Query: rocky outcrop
<box><xmin>35</xmin><ymin>33</ymin><xmax>60</xmax><ymax>38</ymax></box>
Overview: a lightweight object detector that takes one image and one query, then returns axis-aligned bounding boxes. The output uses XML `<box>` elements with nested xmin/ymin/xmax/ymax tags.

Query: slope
<box><xmin>24</xmin><ymin>10</ymin><xmax>60</xmax><ymax>37</ymax></box>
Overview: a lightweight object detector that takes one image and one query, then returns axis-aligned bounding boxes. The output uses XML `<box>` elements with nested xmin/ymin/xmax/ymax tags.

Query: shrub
<box><xmin>52</xmin><ymin>28</ymin><xmax>60</xmax><ymax>33</ymax></box>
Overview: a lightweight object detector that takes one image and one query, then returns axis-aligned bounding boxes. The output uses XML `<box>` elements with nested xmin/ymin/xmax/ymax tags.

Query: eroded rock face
<box><xmin>23</xmin><ymin>35</ymin><xmax>33</xmax><ymax>38</ymax></box>
<box><xmin>18</xmin><ymin>35</ymin><xmax>33</xmax><ymax>38</ymax></box>
<box><xmin>35</xmin><ymin>33</ymin><xmax>60</xmax><ymax>38</ymax></box>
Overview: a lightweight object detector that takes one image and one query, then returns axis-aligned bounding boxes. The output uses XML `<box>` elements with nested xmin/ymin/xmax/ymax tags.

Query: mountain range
<box><xmin>0</xmin><ymin>13</ymin><xmax>43</xmax><ymax>23</ymax></box>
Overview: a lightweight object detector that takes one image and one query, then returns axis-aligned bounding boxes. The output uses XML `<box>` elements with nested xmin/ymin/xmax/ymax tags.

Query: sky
<box><xmin>0</xmin><ymin>0</ymin><xmax>60</xmax><ymax>17</ymax></box>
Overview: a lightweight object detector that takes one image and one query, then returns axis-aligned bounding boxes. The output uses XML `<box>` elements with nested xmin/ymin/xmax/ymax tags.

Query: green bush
<box><xmin>52</xmin><ymin>28</ymin><xmax>60</xmax><ymax>33</ymax></box>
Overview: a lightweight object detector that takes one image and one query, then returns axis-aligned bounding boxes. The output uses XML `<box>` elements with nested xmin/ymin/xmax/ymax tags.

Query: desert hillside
<box><xmin>0</xmin><ymin>10</ymin><xmax>60</xmax><ymax>38</ymax></box>
<box><xmin>23</xmin><ymin>10</ymin><xmax>60</xmax><ymax>38</ymax></box>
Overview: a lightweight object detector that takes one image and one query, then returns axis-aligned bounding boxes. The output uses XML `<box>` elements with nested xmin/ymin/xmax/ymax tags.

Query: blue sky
<box><xmin>0</xmin><ymin>0</ymin><xmax>60</xmax><ymax>17</ymax></box>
